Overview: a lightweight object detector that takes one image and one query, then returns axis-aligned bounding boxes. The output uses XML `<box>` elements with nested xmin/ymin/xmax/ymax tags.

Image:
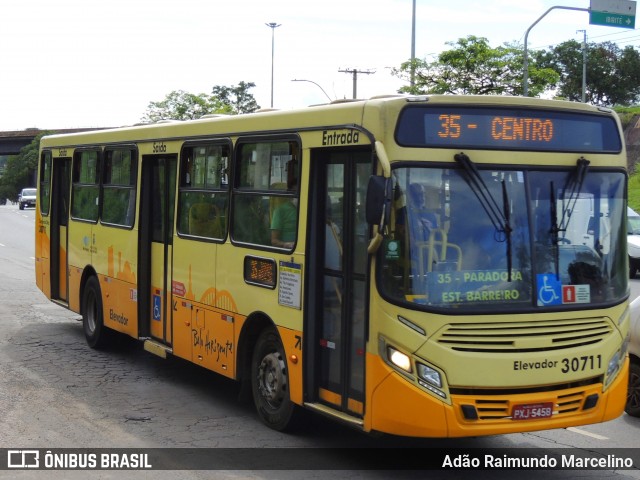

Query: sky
<box><xmin>1</xmin><ymin>0</ymin><xmax>639</xmax><ymax>131</ymax></box>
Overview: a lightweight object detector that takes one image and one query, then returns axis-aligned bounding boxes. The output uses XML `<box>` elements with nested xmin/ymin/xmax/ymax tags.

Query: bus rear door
<box><xmin>139</xmin><ymin>155</ymin><xmax>177</xmax><ymax>347</ymax></box>
<box><xmin>50</xmin><ymin>157</ymin><xmax>71</xmax><ymax>303</ymax></box>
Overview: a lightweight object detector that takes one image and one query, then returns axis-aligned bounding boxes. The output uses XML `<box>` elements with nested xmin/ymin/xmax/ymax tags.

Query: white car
<box><xmin>628</xmin><ymin>207</ymin><xmax>640</xmax><ymax>278</ymax></box>
<box><xmin>627</xmin><ymin>296</ymin><xmax>640</xmax><ymax>417</ymax></box>
<box><xmin>18</xmin><ymin>188</ymin><xmax>36</xmax><ymax>210</ymax></box>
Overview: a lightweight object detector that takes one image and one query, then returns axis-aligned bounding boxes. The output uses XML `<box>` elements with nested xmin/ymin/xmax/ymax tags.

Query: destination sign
<box><xmin>243</xmin><ymin>256</ymin><xmax>276</xmax><ymax>288</ymax></box>
<box><xmin>396</xmin><ymin>106</ymin><xmax>622</xmax><ymax>153</ymax></box>
<box><xmin>425</xmin><ymin>269</ymin><xmax>531</xmax><ymax>306</ymax></box>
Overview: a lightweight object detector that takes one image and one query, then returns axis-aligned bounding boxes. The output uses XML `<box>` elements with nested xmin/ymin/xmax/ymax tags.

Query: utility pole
<box><xmin>338</xmin><ymin>68</ymin><xmax>375</xmax><ymax>99</ymax></box>
<box><xmin>577</xmin><ymin>29</ymin><xmax>587</xmax><ymax>103</ymax></box>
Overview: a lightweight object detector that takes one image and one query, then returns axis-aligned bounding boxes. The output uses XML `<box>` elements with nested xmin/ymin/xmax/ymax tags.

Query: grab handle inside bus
<box><xmin>366</xmin><ymin>141</ymin><xmax>392</xmax><ymax>253</ymax></box>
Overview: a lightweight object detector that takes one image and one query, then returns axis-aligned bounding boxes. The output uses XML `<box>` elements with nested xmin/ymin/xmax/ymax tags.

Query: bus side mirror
<box><xmin>366</xmin><ymin>175</ymin><xmax>391</xmax><ymax>253</ymax></box>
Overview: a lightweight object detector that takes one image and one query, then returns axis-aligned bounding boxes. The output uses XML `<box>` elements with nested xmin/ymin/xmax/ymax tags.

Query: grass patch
<box><xmin>630</xmin><ymin>171</ymin><xmax>640</xmax><ymax>212</ymax></box>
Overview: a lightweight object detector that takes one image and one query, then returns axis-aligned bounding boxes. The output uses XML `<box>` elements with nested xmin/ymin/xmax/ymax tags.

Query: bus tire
<box><xmin>626</xmin><ymin>361</ymin><xmax>640</xmax><ymax>418</ymax></box>
<box><xmin>251</xmin><ymin>326</ymin><xmax>299</xmax><ymax>431</ymax></box>
<box><xmin>82</xmin><ymin>276</ymin><xmax>110</xmax><ymax>349</ymax></box>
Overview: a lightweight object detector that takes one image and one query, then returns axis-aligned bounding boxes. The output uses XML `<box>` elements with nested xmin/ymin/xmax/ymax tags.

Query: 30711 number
<box><xmin>560</xmin><ymin>355</ymin><xmax>602</xmax><ymax>373</ymax></box>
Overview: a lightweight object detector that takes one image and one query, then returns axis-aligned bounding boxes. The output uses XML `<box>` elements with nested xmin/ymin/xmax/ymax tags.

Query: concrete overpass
<box><xmin>0</xmin><ymin>128</ymin><xmax>106</xmax><ymax>155</ymax></box>
<box><xmin>0</xmin><ymin>129</ymin><xmax>41</xmax><ymax>155</ymax></box>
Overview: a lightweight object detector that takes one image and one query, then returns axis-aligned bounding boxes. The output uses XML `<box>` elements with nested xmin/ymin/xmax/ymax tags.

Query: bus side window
<box><xmin>177</xmin><ymin>143</ymin><xmax>230</xmax><ymax>240</ymax></box>
<box><xmin>39</xmin><ymin>151</ymin><xmax>52</xmax><ymax>216</ymax></box>
<box><xmin>101</xmin><ymin>148</ymin><xmax>137</xmax><ymax>227</ymax></box>
<box><xmin>233</xmin><ymin>140</ymin><xmax>299</xmax><ymax>249</ymax></box>
<box><xmin>71</xmin><ymin>149</ymin><xmax>100</xmax><ymax>222</ymax></box>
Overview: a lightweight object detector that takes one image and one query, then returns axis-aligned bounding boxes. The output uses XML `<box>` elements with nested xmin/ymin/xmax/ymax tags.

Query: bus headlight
<box><xmin>606</xmin><ymin>350</ymin><xmax>622</xmax><ymax>385</ymax></box>
<box><xmin>417</xmin><ymin>362</ymin><xmax>442</xmax><ymax>388</ymax></box>
<box><xmin>416</xmin><ymin>362</ymin><xmax>447</xmax><ymax>399</ymax></box>
<box><xmin>387</xmin><ymin>346</ymin><xmax>412</xmax><ymax>373</ymax></box>
<box><xmin>606</xmin><ymin>332</ymin><xmax>630</xmax><ymax>387</ymax></box>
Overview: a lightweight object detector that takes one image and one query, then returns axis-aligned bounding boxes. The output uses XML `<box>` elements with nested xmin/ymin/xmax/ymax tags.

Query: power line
<box><xmin>529</xmin><ymin>28</ymin><xmax>640</xmax><ymax>51</ymax></box>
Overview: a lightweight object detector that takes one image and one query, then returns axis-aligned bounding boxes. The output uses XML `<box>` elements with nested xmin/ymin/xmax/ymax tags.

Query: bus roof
<box><xmin>39</xmin><ymin>94</ymin><xmax>618</xmax><ymax>148</ymax></box>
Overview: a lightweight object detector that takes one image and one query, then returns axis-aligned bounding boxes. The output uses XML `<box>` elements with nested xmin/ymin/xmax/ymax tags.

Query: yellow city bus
<box><xmin>35</xmin><ymin>95</ymin><xmax>631</xmax><ymax>437</ymax></box>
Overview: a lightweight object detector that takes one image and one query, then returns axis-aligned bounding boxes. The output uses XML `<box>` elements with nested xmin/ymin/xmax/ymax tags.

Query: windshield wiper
<box><xmin>454</xmin><ymin>152</ymin><xmax>513</xmax><ymax>281</ymax></box>
<box><xmin>549</xmin><ymin>157</ymin><xmax>590</xmax><ymax>278</ymax></box>
<box><xmin>502</xmin><ymin>180</ymin><xmax>513</xmax><ymax>281</ymax></box>
<box><xmin>558</xmin><ymin>157</ymin><xmax>590</xmax><ymax>233</ymax></box>
<box><xmin>549</xmin><ymin>181</ymin><xmax>560</xmax><ymax>279</ymax></box>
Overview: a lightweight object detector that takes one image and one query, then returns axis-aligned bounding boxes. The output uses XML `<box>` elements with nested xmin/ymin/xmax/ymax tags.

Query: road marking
<box><xmin>0</xmin><ymin>243</ymin><xmax>4</xmax><ymax>247</ymax></box>
<box><xmin>566</xmin><ymin>427</ymin><xmax>609</xmax><ymax>440</ymax></box>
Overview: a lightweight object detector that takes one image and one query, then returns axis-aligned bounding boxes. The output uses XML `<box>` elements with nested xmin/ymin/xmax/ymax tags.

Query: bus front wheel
<box><xmin>251</xmin><ymin>327</ymin><xmax>299</xmax><ymax>431</ymax></box>
<box><xmin>82</xmin><ymin>276</ymin><xmax>110</xmax><ymax>349</ymax></box>
<box><xmin>626</xmin><ymin>361</ymin><xmax>640</xmax><ymax>418</ymax></box>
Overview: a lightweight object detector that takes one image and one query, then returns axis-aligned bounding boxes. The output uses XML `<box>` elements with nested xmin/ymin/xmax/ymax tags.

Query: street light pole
<box><xmin>291</xmin><ymin>79</ymin><xmax>333</xmax><ymax>102</ymax></box>
<box><xmin>266</xmin><ymin>22</ymin><xmax>281</xmax><ymax>108</ymax></box>
<box><xmin>523</xmin><ymin>6</ymin><xmax>587</xmax><ymax>96</ymax></box>
<box><xmin>411</xmin><ymin>0</ymin><xmax>416</xmax><ymax>89</ymax></box>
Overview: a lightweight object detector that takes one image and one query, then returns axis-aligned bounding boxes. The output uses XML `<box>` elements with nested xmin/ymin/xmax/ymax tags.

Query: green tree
<box><xmin>141</xmin><ymin>90</ymin><xmax>224</xmax><ymax>122</ymax></box>
<box><xmin>539</xmin><ymin>40</ymin><xmax>640</xmax><ymax>106</ymax></box>
<box><xmin>0</xmin><ymin>132</ymin><xmax>47</xmax><ymax>202</ymax></box>
<box><xmin>212</xmin><ymin>81</ymin><xmax>260</xmax><ymax>114</ymax></box>
<box><xmin>141</xmin><ymin>82</ymin><xmax>260</xmax><ymax>122</ymax></box>
<box><xmin>393</xmin><ymin>36</ymin><xmax>558</xmax><ymax>97</ymax></box>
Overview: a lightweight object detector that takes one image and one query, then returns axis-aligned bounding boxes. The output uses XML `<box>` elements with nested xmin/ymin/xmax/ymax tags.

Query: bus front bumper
<box><xmin>367</xmin><ymin>355</ymin><xmax>629</xmax><ymax>438</ymax></box>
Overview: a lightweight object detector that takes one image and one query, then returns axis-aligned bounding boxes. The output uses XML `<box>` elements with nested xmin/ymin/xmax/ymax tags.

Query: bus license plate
<box><xmin>511</xmin><ymin>402</ymin><xmax>553</xmax><ymax>420</ymax></box>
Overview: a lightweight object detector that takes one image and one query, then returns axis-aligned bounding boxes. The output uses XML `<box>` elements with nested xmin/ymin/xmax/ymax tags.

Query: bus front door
<box><xmin>50</xmin><ymin>157</ymin><xmax>71</xmax><ymax>302</ymax></box>
<box><xmin>307</xmin><ymin>149</ymin><xmax>369</xmax><ymax>418</ymax></box>
<box><xmin>139</xmin><ymin>155</ymin><xmax>177</xmax><ymax>346</ymax></box>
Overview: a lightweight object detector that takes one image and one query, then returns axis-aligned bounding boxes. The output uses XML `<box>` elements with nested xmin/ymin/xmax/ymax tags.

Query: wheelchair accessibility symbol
<box><xmin>153</xmin><ymin>294</ymin><xmax>162</xmax><ymax>321</ymax></box>
<box><xmin>536</xmin><ymin>274</ymin><xmax>562</xmax><ymax>306</ymax></box>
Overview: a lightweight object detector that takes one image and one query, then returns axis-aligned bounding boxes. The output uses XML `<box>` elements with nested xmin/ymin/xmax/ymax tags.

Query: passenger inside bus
<box><xmin>325</xmin><ymin>197</ymin><xmax>343</xmax><ymax>306</ymax></box>
<box><xmin>270</xmin><ymin>199</ymin><xmax>297</xmax><ymax>248</ymax></box>
<box><xmin>233</xmin><ymin>195</ymin><xmax>270</xmax><ymax>245</ymax></box>
<box><xmin>400</xmin><ymin>182</ymin><xmax>447</xmax><ymax>274</ymax></box>
<box><xmin>189</xmin><ymin>202</ymin><xmax>222</xmax><ymax>238</ymax></box>
<box><xmin>406</xmin><ymin>183</ymin><xmax>438</xmax><ymax>242</ymax></box>
<box><xmin>452</xmin><ymin>208</ymin><xmax>498</xmax><ymax>270</ymax></box>
<box><xmin>270</xmin><ymin>178</ymin><xmax>298</xmax><ymax>249</ymax></box>
<box><xmin>325</xmin><ymin>198</ymin><xmax>342</xmax><ymax>271</ymax></box>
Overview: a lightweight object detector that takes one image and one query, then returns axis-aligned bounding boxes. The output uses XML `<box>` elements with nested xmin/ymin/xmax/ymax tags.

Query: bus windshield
<box><xmin>379</xmin><ymin>164</ymin><xmax>627</xmax><ymax>311</ymax></box>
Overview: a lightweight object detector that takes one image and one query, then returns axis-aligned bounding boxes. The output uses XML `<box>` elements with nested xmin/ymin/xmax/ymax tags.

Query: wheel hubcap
<box><xmin>86</xmin><ymin>294</ymin><xmax>97</xmax><ymax>333</ymax></box>
<box><xmin>257</xmin><ymin>352</ymin><xmax>287</xmax><ymax>408</ymax></box>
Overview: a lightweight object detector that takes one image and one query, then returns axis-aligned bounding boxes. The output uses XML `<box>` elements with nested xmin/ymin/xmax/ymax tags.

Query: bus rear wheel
<box><xmin>251</xmin><ymin>327</ymin><xmax>299</xmax><ymax>431</ymax></box>
<box><xmin>82</xmin><ymin>276</ymin><xmax>110</xmax><ymax>349</ymax></box>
